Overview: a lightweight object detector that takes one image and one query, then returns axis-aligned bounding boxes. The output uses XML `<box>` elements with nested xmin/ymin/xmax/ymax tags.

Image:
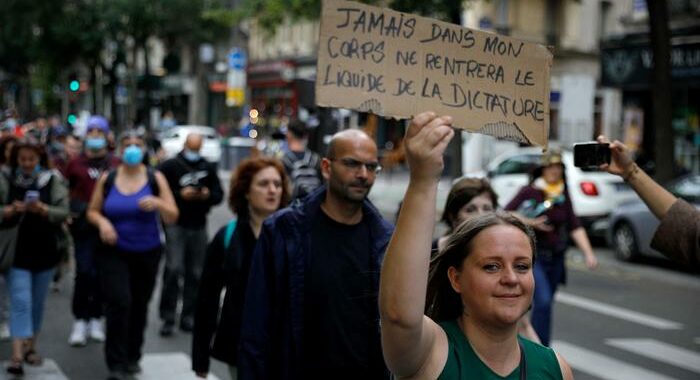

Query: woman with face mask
<box><xmin>0</xmin><ymin>139</ymin><xmax>69</xmax><ymax>375</ymax></box>
<box><xmin>64</xmin><ymin>116</ymin><xmax>120</xmax><ymax>348</ymax></box>
<box><xmin>87</xmin><ymin>131</ymin><xmax>178</xmax><ymax>380</ymax></box>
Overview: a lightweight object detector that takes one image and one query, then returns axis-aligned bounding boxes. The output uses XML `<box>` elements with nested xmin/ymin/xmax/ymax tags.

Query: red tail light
<box><xmin>580</xmin><ymin>181</ymin><xmax>599</xmax><ymax>196</ymax></box>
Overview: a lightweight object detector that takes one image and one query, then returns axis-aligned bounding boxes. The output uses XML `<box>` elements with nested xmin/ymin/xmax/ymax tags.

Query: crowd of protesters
<box><xmin>0</xmin><ymin>107</ymin><xmax>695</xmax><ymax>380</ymax></box>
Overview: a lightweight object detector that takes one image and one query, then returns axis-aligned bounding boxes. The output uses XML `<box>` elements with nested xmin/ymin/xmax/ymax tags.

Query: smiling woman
<box><xmin>378</xmin><ymin>111</ymin><xmax>573</xmax><ymax>380</ymax></box>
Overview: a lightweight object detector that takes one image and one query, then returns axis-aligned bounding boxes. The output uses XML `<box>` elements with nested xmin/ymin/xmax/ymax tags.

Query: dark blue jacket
<box><xmin>238</xmin><ymin>186</ymin><xmax>394</xmax><ymax>380</ymax></box>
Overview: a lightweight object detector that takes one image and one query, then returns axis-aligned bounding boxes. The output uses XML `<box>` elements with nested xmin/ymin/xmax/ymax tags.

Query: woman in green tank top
<box><xmin>379</xmin><ymin>112</ymin><xmax>574</xmax><ymax>380</ymax></box>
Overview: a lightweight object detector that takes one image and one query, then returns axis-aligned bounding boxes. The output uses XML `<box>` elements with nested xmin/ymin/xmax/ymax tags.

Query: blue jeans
<box><xmin>531</xmin><ymin>253</ymin><xmax>566</xmax><ymax>346</ymax></box>
<box><xmin>7</xmin><ymin>267</ymin><xmax>55</xmax><ymax>338</ymax></box>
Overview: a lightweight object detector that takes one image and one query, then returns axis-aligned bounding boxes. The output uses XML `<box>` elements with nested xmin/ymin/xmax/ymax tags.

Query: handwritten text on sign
<box><xmin>315</xmin><ymin>0</ymin><xmax>553</xmax><ymax>146</ymax></box>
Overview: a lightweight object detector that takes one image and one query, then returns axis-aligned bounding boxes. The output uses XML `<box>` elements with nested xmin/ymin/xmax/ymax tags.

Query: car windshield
<box><xmin>493</xmin><ymin>154</ymin><xmax>540</xmax><ymax>175</ymax></box>
<box><xmin>165</xmin><ymin>128</ymin><xmax>216</xmax><ymax>140</ymax></box>
<box><xmin>668</xmin><ymin>175</ymin><xmax>700</xmax><ymax>203</ymax></box>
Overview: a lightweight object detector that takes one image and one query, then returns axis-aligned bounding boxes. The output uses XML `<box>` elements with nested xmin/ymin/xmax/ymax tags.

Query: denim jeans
<box><xmin>7</xmin><ymin>267</ymin><xmax>55</xmax><ymax>338</ymax></box>
<box><xmin>531</xmin><ymin>253</ymin><xmax>566</xmax><ymax>346</ymax></box>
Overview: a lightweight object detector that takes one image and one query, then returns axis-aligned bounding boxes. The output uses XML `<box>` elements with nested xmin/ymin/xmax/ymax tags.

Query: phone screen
<box><xmin>573</xmin><ymin>143</ymin><xmax>611</xmax><ymax>168</ymax></box>
<box><xmin>24</xmin><ymin>190</ymin><xmax>39</xmax><ymax>204</ymax></box>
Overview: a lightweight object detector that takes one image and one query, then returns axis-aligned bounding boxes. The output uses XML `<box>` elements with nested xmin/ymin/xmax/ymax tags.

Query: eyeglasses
<box><xmin>330</xmin><ymin>158</ymin><xmax>382</xmax><ymax>174</ymax></box>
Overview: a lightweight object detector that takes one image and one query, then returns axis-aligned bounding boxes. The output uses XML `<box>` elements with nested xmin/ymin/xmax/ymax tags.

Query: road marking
<box><xmin>552</xmin><ymin>341</ymin><xmax>679</xmax><ymax>380</ymax></box>
<box><xmin>555</xmin><ymin>292</ymin><xmax>684</xmax><ymax>330</ymax></box>
<box><xmin>606</xmin><ymin>338</ymin><xmax>700</xmax><ymax>374</ymax></box>
<box><xmin>0</xmin><ymin>358</ymin><xmax>68</xmax><ymax>379</ymax></box>
<box><xmin>139</xmin><ymin>352</ymin><xmax>221</xmax><ymax>380</ymax></box>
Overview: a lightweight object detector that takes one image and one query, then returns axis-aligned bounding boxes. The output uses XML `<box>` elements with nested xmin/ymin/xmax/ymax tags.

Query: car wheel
<box><xmin>614</xmin><ymin>222</ymin><xmax>639</xmax><ymax>262</ymax></box>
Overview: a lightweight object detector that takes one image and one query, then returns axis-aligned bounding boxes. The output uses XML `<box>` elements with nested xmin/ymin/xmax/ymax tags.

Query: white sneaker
<box><xmin>69</xmin><ymin>320</ymin><xmax>88</xmax><ymax>346</ymax></box>
<box><xmin>0</xmin><ymin>322</ymin><xmax>10</xmax><ymax>341</ymax></box>
<box><xmin>88</xmin><ymin>318</ymin><xmax>105</xmax><ymax>342</ymax></box>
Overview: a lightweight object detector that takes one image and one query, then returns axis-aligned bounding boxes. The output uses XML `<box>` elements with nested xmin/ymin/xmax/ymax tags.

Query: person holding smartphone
<box><xmin>597</xmin><ymin>135</ymin><xmax>698</xmax><ymax>269</ymax></box>
<box><xmin>157</xmin><ymin>133</ymin><xmax>223</xmax><ymax>337</ymax></box>
<box><xmin>0</xmin><ymin>139</ymin><xmax>69</xmax><ymax>375</ymax></box>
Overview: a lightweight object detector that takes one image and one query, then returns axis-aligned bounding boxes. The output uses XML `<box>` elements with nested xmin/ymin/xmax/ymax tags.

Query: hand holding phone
<box><xmin>573</xmin><ymin>142</ymin><xmax>611</xmax><ymax>168</ymax></box>
<box><xmin>24</xmin><ymin>190</ymin><xmax>40</xmax><ymax>204</ymax></box>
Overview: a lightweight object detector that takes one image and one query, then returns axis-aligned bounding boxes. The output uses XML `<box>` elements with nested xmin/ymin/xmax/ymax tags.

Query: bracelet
<box><xmin>623</xmin><ymin>163</ymin><xmax>640</xmax><ymax>182</ymax></box>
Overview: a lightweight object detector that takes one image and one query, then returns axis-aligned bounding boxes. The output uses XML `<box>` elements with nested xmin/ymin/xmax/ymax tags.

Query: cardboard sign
<box><xmin>315</xmin><ymin>0</ymin><xmax>553</xmax><ymax>146</ymax></box>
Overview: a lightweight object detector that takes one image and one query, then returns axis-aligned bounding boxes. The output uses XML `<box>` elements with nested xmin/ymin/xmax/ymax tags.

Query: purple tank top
<box><xmin>103</xmin><ymin>182</ymin><xmax>162</xmax><ymax>252</ymax></box>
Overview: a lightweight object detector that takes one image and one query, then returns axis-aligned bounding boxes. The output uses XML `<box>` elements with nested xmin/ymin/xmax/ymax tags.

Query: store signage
<box><xmin>601</xmin><ymin>43</ymin><xmax>700</xmax><ymax>87</ymax></box>
<box><xmin>315</xmin><ymin>0</ymin><xmax>553</xmax><ymax>147</ymax></box>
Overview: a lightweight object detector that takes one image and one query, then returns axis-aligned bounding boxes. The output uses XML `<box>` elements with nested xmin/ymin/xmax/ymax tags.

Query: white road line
<box><xmin>138</xmin><ymin>352</ymin><xmax>221</xmax><ymax>380</ymax></box>
<box><xmin>0</xmin><ymin>359</ymin><xmax>68</xmax><ymax>379</ymax></box>
<box><xmin>552</xmin><ymin>341</ymin><xmax>679</xmax><ymax>380</ymax></box>
<box><xmin>555</xmin><ymin>292</ymin><xmax>684</xmax><ymax>330</ymax></box>
<box><xmin>606</xmin><ymin>338</ymin><xmax>700</xmax><ymax>374</ymax></box>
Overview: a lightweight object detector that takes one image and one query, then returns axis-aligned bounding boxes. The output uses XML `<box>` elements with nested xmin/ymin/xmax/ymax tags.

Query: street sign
<box><xmin>228</xmin><ymin>48</ymin><xmax>247</xmax><ymax>71</ymax></box>
<box><xmin>227</xmin><ymin>48</ymin><xmax>247</xmax><ymax>107</ymax></box>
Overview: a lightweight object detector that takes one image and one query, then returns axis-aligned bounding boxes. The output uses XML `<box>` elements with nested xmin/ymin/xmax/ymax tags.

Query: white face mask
<box><xmin>183</xmin><ymin>149</ymin><xmax>201</xmax><ymax>161</ymax></box>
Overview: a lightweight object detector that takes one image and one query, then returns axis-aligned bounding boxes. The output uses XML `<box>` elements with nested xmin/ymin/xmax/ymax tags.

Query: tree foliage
<box><xmin>238</xmin><ymin>0</ymin><xmax>465</xmax><ymax>34</ymax></box>
<box><xmin>0</xmin><ymin>0</ymin><xmax>231</xmax><ymax>114</ymax></box>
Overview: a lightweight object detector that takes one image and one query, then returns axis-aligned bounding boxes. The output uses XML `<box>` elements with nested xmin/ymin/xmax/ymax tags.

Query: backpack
<box><xmin>282</xmin><ymin>150</ymin><xmax>322</xmax><ymax>200</ymax></box>
<box><xmin>223</xmin><ymin>219</ymin><xmax>237</xmax><ymax>250</ymax></box>
<box><xmin>103</xmin><ymin>167</ymin><xmax>160</xmax><ymax>197</ymax></box>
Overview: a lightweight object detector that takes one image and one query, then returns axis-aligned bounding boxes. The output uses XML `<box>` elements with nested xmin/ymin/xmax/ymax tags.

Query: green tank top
<box><xmin>437</xmin><ymin>319</ymin><xmax>563</xmax><ymax>380</ymax></box>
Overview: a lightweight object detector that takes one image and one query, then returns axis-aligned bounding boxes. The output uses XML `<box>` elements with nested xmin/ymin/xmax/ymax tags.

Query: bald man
<box><xmin>157</xmin><ymin>133</ymin><xmax>223</xmax><ymax>336</ymax></box>
<box><xmin>239</xmin><ymin>129</ymin><xmax>394</xmax><ymax>380</ymax></box>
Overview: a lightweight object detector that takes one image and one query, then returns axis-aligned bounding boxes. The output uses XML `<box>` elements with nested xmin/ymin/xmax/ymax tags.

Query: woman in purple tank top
<box><xmin>87</xmin><ymin>131</ymin><xmax>178</xmax><ymax>380</ymax></box>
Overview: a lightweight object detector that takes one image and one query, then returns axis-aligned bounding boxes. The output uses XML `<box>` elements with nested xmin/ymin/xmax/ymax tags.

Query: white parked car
<box><xmin>160</xmin><ymin>125</ymin><xmax>222</xmax><ymax>163</ymax></box>
<box><xmin>484</xmin><ymin>147</ymin><xmax>637</xmax><ymax>237</ymax></box>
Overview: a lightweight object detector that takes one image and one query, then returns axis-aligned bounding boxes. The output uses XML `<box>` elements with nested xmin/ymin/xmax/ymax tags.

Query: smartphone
<box><xmin>24</xmin><ymin>190</ymin><xmax>40</xmax><ymax>204</ymax></box>
<box><xmin>573</xmin><ymin>142</ymin><xmax>611</xmax><ymax>168</ymax></box>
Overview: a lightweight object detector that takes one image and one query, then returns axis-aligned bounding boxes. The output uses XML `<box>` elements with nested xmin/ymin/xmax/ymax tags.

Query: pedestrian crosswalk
<box><xmin>552</xmin><ymin>292</ymin><xmax>699</xmax><ymax>380</ymax></box>
<box><xmin>0</xmin><ymin>359</ymin><xmax>68</xmax><ymax>380</ymax></box>
<box><xmin>605</xmin><ymin>338</ymin><xmax>700</xmax><ymax>374</ymax></box>
<box><xmin>0</xmin><ymin>354</ymin><xmax>221</xmax><ymax>380</ymax></box>
<box><xmin>138</xmin><ymin>352</ymin><xmax>221</xmax><ymax>380</ymax></box>
<box><xmin>552</xmin><ymin>340</ymin><xmax>680</xmax><ymax>380</ymax></box>
<box><xmin>555</xmin><ymin>292</ymin><xmax>684</xmax><ymax>330</ymax></box>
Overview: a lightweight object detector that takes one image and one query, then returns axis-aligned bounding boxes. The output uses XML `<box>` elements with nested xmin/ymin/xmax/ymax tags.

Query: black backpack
<box><xmin>103</xmin><ymin>168</ymin><xmax>160</xmax><ymax>197</ymax></box>
<box><xmin>282</xmin><ymin>150</ymin><xmax>322</xmax><ymax>200</ymax></box>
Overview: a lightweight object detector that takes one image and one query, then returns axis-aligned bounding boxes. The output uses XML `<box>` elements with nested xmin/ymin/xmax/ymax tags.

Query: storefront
<box><xmin>601</xmin><ymin>33</ymin><xmax>700</xmax><ymax>173</ymax></box>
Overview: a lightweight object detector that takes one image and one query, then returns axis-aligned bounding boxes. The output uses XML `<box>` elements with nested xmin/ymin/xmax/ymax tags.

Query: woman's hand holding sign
<box><xmin>404</xmin><ymin>112</ymin><xmax>455</xmax><ymax>183</ymax></box>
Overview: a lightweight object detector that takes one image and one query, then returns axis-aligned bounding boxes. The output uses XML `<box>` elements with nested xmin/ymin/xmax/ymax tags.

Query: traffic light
<box><xmin>67</xmin><ymin>114</ymin><xmax>77</xmax><ymax>125</ymax></box>
<box><xmin>69</xmin><ymin>80</ymin><xmax>80</xmax><ymax>92</ymax></box>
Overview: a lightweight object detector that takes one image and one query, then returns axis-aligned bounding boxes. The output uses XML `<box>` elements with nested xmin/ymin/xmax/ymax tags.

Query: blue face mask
<box><xmin>85</xmin><ymin>137</ymin><xmax>107</xmax><ymax>150</ymax></box>
<box><xmin>182</xmin><ymin>149</ymin><xmax>200</xmax><ymax>162</ymax></box>
<box><xmin>122</xmin><ymin>145</ymin><xmax>144</xmax><ymax>166</ymax></box>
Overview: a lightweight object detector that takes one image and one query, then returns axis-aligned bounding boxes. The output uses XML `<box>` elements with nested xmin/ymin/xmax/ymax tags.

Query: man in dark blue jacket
<box><xmin>239</xmin><ymin>129</ymin><xmax>393</xmax><ymax>380</ymax></box>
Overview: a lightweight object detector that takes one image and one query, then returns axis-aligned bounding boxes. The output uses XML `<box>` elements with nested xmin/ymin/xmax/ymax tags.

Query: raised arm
<box><xmin>379</xmin><ymin>112</ymin><xmax>454</xmax><ymax>377</ymax></box>
<box><xmin>597</xmin><ymin>135</ymin><xmax>676</xmax><ymax>220</ymax></box>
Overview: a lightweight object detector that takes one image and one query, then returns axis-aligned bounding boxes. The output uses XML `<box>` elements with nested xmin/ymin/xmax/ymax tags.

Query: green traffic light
<box><xmin>69</xmin><ymin>80</ymin><xmax>80</xmax><ymax>92</ymax></box>
<box><xmin>67</xmin><ymin>114</ymin><xmax>77</xmax><ymax>125</ymax></box>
